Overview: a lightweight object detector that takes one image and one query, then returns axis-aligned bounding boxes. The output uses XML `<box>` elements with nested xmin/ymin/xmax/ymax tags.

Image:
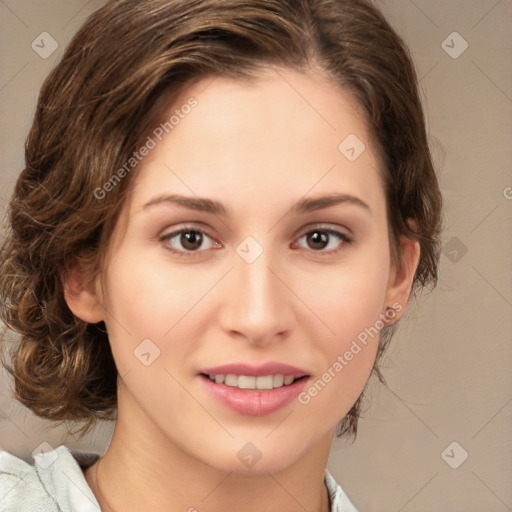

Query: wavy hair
<box><xmin>0</xmin><ymin>0</ymin><xmax>442</xmax><ymax>439</ymax></box>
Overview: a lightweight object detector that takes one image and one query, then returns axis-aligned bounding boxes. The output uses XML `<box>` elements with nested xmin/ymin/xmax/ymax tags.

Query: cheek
<box><xmin>103</xmin><ymin>249</ymin><xmax>190</xmax><ymax>330</ymax></box>
<box><xmin>295</xmin><ymin>290</ymin><xmax>384</xmax><ymax>425</ymax></box>
<box><xmin>99</xmin><ymin>251</ymin><xmax>176</xmax><ymax>370</ymax></box>
<box><xmin>298</xmin><ymin>241</ymin><xmax>390</xmax><ymax>344</ymax></box>
<box><xmin>99</xmin><ymin>245</ymin><xmax>221</xmax><ymax>384</ymax></box>
<box><xmin>293</xmin><ymin>242</ymin><xmax>390</xmax><ymax>410</ymax></box>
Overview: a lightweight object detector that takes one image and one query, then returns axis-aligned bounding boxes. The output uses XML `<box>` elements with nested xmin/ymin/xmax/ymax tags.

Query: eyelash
<box><xmin>159</xmin><ymin>224</ymin><xmax>353</xmax><ymax>258</ymax></box>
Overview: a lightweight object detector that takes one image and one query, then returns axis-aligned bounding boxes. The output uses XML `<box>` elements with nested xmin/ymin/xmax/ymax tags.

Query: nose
<box><xmin>217</xmin><ymin>244</ymin><xmax>295</xmax><ymax>346</ymax></box>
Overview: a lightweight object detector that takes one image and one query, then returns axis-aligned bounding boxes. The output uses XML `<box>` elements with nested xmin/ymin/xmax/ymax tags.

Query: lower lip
<box><xmin>199</xmin><ymin>375</ymin><xmax>309</xmax><ymax>416</ymax></box>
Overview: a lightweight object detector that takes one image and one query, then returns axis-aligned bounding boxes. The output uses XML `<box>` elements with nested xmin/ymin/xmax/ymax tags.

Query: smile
<box><xmin>199</xmin><ymin>374</ymin><xmax>311</xmax><ymax>416</ymax></box>
<box><xmin>203</xmin><ymin>373</ymin><xmax>305</xmax><ymax>390</ymax></box>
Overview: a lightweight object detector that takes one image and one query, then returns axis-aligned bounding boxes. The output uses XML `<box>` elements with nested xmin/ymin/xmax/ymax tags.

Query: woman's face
<box><xmin>88</xmin><ymin>67</ymin><xmax>413</xmax><ymax>473</ymax></box>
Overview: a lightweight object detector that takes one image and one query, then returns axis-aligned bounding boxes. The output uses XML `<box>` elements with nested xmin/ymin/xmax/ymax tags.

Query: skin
<box><xmin>65</xmin><ymin>66</ymin><xmax>420</xmax><ymax>512</ymax></box>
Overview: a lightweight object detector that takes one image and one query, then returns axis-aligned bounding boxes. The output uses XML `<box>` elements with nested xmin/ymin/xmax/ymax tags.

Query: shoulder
<box><xmin>324</xmin><ymin>468</ymin><xmax>359</xmax><ymax>512</ymax></box>
<box><xmin>0</xmin><ymin>445</ymin><xmax>100</xmax><ymax>512</ymax></box>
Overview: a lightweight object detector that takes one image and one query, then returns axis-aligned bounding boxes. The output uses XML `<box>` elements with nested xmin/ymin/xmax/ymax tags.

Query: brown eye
<box><xmin>160</xmin><ymin>227</ymin><xmax>221</xmax><ymax>255</ymax></box>
<box><xmin>180</xmin><ymin>230</ymin><xmax>203</xmax><ymax>251</ymax></box>
<box><xmin>295</xmin><ymin>227</ymin><xmax>353</xmax><ymax>255</ymax></box>
<box><xmin>306</xmin><ymin>231</ymin><xmax>329</xmax><ymax>250</ymax></box>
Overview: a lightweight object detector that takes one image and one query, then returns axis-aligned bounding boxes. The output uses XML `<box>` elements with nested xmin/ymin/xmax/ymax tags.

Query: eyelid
<box><xmin>296</xmin><ymin>222</ymin><xmax>352</xmax><ymax>239</ymax></box>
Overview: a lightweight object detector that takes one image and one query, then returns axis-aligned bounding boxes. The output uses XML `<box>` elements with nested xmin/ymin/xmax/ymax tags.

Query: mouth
<box><xmin>199</xmin><ymin>373</ymin><xmax>309</xmax><ymax>390</ymax></box>
<box><xmin>197</xmin><ymin>364</ymin><xmax>311</xmax><ymax>416</ymax></box>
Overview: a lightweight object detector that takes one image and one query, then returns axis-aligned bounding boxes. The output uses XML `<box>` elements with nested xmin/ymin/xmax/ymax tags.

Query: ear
<box><xmin>383</xmin><ymin>231</ymin><xmax>421</xmax><ymax>323</ymax></box>
<box><xmin>62</xmin><ymin>266</ymin><xmax>105</xmax><ymax>324</ymax></box>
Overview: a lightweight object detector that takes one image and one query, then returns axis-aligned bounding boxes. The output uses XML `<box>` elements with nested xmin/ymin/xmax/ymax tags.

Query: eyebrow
<box><xmin>143</xmin><ymin>192</ymin><xmax>371</xmax><ymax>216</ymax></box>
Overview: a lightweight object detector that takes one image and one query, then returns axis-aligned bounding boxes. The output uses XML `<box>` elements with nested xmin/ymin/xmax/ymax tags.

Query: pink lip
<box><xmin>198</xmin><ymin>362</ymin><xmax>309</xmax><ymax>378</ymax></box>
<box><xmin>199</xmin><ymin>374</ymin><xmax>310</xmax><ymax>416</ymax></box>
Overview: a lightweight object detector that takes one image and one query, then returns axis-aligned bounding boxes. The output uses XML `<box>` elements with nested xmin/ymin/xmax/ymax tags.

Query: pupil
<box><xmin>181</xmin><ymin>231</ymin><xmax>202</xmax><ymax>250</ymax></box>
<box><xmin>308</xmin><ymin>231</ymin><xmax>327</xmax><ymax>250</ymax></box>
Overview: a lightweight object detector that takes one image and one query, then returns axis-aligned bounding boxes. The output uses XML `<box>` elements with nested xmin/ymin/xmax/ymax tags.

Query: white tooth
<box><xmin>256</xmin><ymin>375</ymin><xmax>274</xmax><ymax>390</ymax></box>
<box><xmin>213</xmin><ymin>373</ymin><xmax>297</xmax><ymax>389</ymax></box>
<box><xmin>224</xmin><ymin>374</ymin><xmax>238</xmax><ymax>386</ymax></box>
<box><xmin>238</xmin><ymin>375</ymin><xmax>256</xmax><ymax>389</ymax></box>
<box><xmin>273</xmin><ymin>374</ymin><xmax>284</xmax><ymax>388</ymax></box>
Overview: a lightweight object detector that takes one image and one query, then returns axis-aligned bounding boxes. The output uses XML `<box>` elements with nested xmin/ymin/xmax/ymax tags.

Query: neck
<box><xmin>84</xmin><ymin>384</ymin><xmax>333</xmax><ymax>512</ymax></box>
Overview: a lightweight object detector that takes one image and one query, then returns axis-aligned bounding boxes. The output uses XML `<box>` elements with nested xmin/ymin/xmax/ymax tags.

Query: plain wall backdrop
<box><xmin>1</xmin><ymin>1</ymin><xmax>511</xmax><ymax>511</ymax></box>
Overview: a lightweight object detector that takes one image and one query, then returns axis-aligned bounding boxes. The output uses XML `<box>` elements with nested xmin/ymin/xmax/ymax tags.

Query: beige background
<box><xmin>1</xmin><ymin>1</ymin><xmax>511</xmax><ymax>511</ymax></box>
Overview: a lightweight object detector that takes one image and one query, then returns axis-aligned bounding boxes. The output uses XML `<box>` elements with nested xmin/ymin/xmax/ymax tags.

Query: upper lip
<box><xmin>198</xmin><ymin>362</ymin><xmax>310</xmax><ymax>378</ymax></box>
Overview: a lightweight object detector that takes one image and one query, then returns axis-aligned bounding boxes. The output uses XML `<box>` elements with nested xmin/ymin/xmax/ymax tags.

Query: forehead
<box><xmin>128</xmin><ymin>66</ymin><xmax>385</xmax><ymax>217</ymax></box>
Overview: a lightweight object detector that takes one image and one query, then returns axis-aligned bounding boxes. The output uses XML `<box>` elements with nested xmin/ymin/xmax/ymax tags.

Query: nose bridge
<box><xmin>238</xmin><ymin>245</ymin><xmax>280</xmax><ymax>319</ymax></box>
<box><xmin>221</xmin><ymin>240</ymin><xmax>293</xmax><ymax>343</ymax></box>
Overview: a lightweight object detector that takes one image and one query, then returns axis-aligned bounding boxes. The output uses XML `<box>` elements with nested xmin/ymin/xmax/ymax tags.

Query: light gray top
<box><xmin>0</xmin><ymin>445</ymin><xmax>358</xmax><ymax>511</ymax></box>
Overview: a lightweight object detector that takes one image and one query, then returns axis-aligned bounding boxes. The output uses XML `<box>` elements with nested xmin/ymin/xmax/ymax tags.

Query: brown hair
<box><xmin>0</xmin><ymin>0</ymin><xmax>442</xmax><ymax>439</ymax></box>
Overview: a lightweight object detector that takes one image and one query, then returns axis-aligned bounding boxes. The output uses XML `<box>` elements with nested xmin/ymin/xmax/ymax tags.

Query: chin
<box><xmin>214</xmin><ymin>453</ymin><xmax>298</xmax><ymax>476</ymax></box>
<box><xmin>193</xmin><ymin>436</ymin><xmax>312</xmax><ymax>476</ymax></box>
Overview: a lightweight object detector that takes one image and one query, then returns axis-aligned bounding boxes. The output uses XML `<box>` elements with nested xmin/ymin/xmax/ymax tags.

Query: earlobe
<box><xmin>384</xmin><ymin>235</ymin><xmax>421</xmax><ymax>323</ymax></box>
<box><xmin>63</xmin><ymin>269</ymin><xmax>105</xmax><ymax>324</ymax></box>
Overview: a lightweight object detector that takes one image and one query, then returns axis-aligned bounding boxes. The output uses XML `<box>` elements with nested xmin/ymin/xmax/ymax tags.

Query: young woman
<box><xmin>0</xmin><ymin>0</ymin><xmax>442</xmax><ymax>510</ymax></box>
